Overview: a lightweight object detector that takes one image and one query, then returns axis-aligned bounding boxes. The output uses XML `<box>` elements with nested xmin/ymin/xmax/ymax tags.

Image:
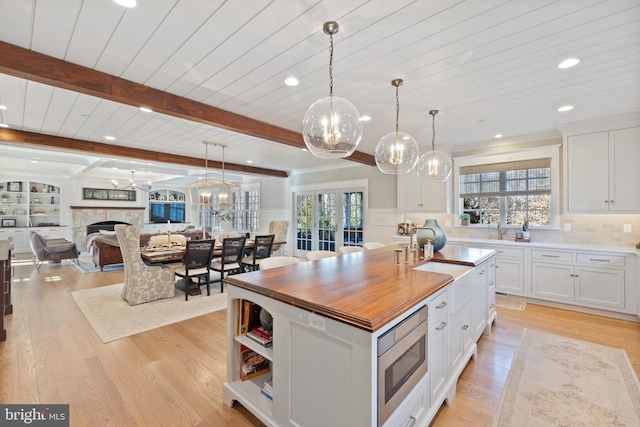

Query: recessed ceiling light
<box><xmin>558</xmin><ymin>58</ymin><xmax>580</xmax><ymax>69</ymax></box>
<box><xmin>359</xmin><ymin>115</ymin><xmax>371</xmax><ymax>122</ymax></box>
<box><xmin>0</xmin><ymin>123</ymin><xmax>9</xmax><ymax>128</ymax></box>
<box><xmin>284</xmin><ymin>77</ymin><xmax>299</xmax><ymax>86</ymax></box>
<box><xmin>495</xmin><ymin>134</ymin><xmax>503</xmax><ymax>138</ymax></box>
<box><xmin>246</xmin><ymin>160</ymin><xmax>253</xmax><ymax>164</ymax></box>
<box><xmin>301</xmin><ymin>148</ymin><xmax>308</xmax><ymax>152</ymax></box>
<box><xmin>0</xmin><ymin>105</ymin><xmax>7</xmax><ymax>110</ymax></box>
<box><xmin>139</xmin><ymin>107</ymin><xmax>152</xmax><ymax>113</ymax></box>
<box><xmin>30</xmin><ymin>160</ymin><xmax>38</xmax><ymax>164</ymax></box>
<box><xmin>558</xmin><ymin>105</ymin><xmax>574</xmax><ymax>112</ymax></box>
<box><xmin>105</xmin><ymin>135</ymin><xmax>116</xmax><ymax>140</ymax></box>
<box><xmin>113</xmin><ymin>0</ymin><xmax>136</xmax><ymax>8</ymax></box>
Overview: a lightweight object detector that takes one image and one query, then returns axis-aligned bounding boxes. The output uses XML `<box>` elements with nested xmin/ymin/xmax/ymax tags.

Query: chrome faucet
<box><xmin>496</xmin><ymin>220</ymin><xmax>507</xmax><ymax>240</ymax></box>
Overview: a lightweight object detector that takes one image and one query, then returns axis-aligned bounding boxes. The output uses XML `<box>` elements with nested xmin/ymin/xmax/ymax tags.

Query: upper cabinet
<box><xmin>397</xmin><ymin>172</ymin><xmax>448</xmax><ymax>213</ymax></box>
<box><xmin>565</xmin><ymin>127</ymin><xmax>640</xmax><ymax>213</ymax></box>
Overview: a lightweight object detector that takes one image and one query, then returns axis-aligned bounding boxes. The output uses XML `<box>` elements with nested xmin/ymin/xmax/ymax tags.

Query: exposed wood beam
<box><xmin>0</xmin><ymin>41</ymin><xmax>376</xmax><ymax>167</ymax></box>
<box><xmin>0</xmin><ymin>129</ymin><xmax>289</xmax><ymax>178</ymax></box>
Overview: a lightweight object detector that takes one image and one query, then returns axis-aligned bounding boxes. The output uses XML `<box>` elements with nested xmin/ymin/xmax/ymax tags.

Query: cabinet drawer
<box><xmin>382</xmin><ymin>376</ymin><xmax>428</xmax><ymax>427</ymax></box>
<box><xmin>532</xmin><ymin>249</ymin><xmax>573</xmax><ymax>262</ymax></box>
<box><xmin>576</xmin><ymin>253</ymin><xmax>625</xmax><ymax>267</ymax></box>
<box><xmin>429</xmin><ymin>288</ymin><xmax>449</xmax><ymax>324</ymax></box>
<box><xmin>475</xmin><ymin>246</ymin><xmax>524</xmax><ymax>258</ymax></box>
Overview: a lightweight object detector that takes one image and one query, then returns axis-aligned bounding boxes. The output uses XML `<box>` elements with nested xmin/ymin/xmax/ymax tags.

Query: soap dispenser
<box><xmin>424</xmin><ymin>239</ymin><xmax>434</xmax><ymax>260</ymax></box>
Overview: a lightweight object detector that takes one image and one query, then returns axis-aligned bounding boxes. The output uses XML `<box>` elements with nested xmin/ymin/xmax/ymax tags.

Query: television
<box><xmin>149</xmin><ymin>202</ymin><xmax>185</xmax><ymax>223</ymax></box>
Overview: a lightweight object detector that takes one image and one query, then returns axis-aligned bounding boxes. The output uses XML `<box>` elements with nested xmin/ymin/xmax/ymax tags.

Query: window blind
<box><xmin>460</xmin><ymin>158</ymin><xmax>551</xmax><ymax>197</ymax></box>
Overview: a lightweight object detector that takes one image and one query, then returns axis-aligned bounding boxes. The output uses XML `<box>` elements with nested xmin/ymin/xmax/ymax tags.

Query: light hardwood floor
<box><xmin>2</xmin><ymin>255</ymin><xmax>639</xmax><ymax>426</ymax></box>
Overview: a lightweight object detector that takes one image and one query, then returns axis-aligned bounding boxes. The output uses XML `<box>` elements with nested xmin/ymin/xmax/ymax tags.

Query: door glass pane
<box><xmin>317</xmin><ymin>192</ymin><xmax>336</xmax><ymax>251</ymax></box>
<box><xmin>342</xmin><ymin>191</ymin><xmax>363</xmax><ymax>246</ymax></box>
<box><xmin>296</xmin><ymin>194</ymin><xmax>312</xmax><ymax>250</ymax></box>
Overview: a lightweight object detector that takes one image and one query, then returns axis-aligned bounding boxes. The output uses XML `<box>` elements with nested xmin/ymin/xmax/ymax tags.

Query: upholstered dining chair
<box><xmin>259</xmin><ymin>256</ymin><xmax>301</xmax><ymax>270</ymax></box>
<box><xmin>174</xmin><ymin>239</ymin><xmax>216</xmax><ymax>301</ymax></box>
<box><xmin>363</xmin><ymin>242</ymin><xmax>386</xmax><ymax>250</ymax></box>
<box><xmin>115</xmin><ymin>224</ymin><xmax>176</xmax><ymax>305</ymax></box>
<box><xmin>337</xmin><ymin>246</ymin><xmax>365</xmax><ymax>255</ymax></box>
<box><xmin>268</xmin><ymin>220</ymin><xmax>289</xmax><ymax>256</ymax></box>
<box><xmin>210</xmin><ymin>236</ymin><xmax>247</xmax><ymax>292</ymax></box>
<box><xmin>241</xmin><ymin>234</ymin><xmax>275</xmax><ymax>271</ymax></box>
<box><xmin>305</xmin><ymin>250</ymin><xmax>337</xmax><ymax>261</ymax></box>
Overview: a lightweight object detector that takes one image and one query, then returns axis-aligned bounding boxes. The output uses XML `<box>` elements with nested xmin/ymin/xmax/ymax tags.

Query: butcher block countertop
<box><xmin>225</xmin><ymin>245</ymin><xmax>495</xmax><ymax>332</ymax></box>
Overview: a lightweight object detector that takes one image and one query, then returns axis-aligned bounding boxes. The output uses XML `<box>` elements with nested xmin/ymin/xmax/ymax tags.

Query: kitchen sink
<box><xmin>413</xmin><ymin>262</ymin><xmax>472</xmax><ymax>280</ymax></box>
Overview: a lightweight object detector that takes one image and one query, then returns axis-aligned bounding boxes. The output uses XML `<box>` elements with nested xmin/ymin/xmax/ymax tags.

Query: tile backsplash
<box><xmin>401</xmin><ymin>214</ymin><xmax>640</xmax><ymax>249</ymax></box>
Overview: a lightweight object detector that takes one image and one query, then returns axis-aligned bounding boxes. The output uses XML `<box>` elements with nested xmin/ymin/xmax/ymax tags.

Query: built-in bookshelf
<box><xmin>0</xmin><ymin>181</ymin><xmax>60</xmax><ymax>228</ymax></box>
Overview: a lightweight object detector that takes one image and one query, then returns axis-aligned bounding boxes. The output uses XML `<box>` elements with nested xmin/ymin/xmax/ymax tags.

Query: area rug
<box><xmin>493</xmin><ymin>329</ymin><xmax>640</xmax><ymax>426</ymax></box>
<box><xmin>64</xmin><ymin>255</ymin><xmax>123</xmax><ymax>273</ymax></box>
<box><xmin>71</xmin><ymin>283</ymin><xmax>227</xmax><ymax>343</ymax></box>
<box><xmin>495</xmin><ymin>295</ymin><xmax>526</xmax><ymax>311</ymax></box>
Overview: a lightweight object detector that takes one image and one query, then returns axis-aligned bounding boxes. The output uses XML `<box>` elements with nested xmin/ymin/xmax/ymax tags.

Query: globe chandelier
<box><xmin>416</xmin><ymin>110</ymin><xmax>452</xmax><ymax>182</ymax></box>
<box><xmin>302</xmin><ymin>21</ymin><xmax>363</xmax><ymax>159</ymax></box>
<box><xmin>374</xmin><ymin>78</ymin><xmax>419</xmax><ymax>174</ymax></box>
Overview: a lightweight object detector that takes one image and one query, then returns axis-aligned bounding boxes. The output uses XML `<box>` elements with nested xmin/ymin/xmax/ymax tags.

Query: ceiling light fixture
<box><xmin>139</xmin><ymin>107</ymin><xmax>152</xmax><ymax>113</ymax></box>
<box><xmin>112</xmin><ymin>170</ymin><xmax>151</xmax><ymax>191</ymax></box>
<box><xmin>416</xmin><ymin>110</ymin><xmax>452</xmax><ymax>182</ymax></box>
<box><xmin>0</xmin><ymin>123</ymin><xmax>9</xmax><ymax>128</ymax></box>
<box><xmin>359</xmin><ymin>115</ymin><xmax>372</xmax><ymax>122</ymax></box>
<box><xmin>375</xmin><ymin>78</ymin><xmax>419</xmax><ymax>174</ymax></box>
<box><xmin>105</xmin><ymin>135</ymin><xmax>116</xmax><ymax>141</ymax></box>
<box><xmin>495</xmin><ymin>133</ymin><xmax>503</xmax><ymax>138</ymax></box>
<box><xmin>558</xmin><ymin>58</ymin><xmax>580</xmax><ymax>69</ymax></box>
<box><xmin>0</xmin><ymin>105</ymin><xmax>7</xmax><ymax>110</ymax></box>
<box><xmin>302</xmin><ymin>21</ymin><xmax>362</xmax><ymax>159</ymax></box>
<box><xmin>284</xmin><ymin>77</ymin><xmax>299</xmax><ymax>86</ymax></box>
<box><xmin>558</xmin><ymin>105</ymin><xmax>574</xmax><ymax>112</ymax></box>
<box><xmin>113</xmin><ymin>0</ymin><xmax>136</xmax><ymax>8</ymax></box>
<box><xmin>188</xmin><ymin>141</ymin><xmax>239</xmax><ymax>208</ymax></box>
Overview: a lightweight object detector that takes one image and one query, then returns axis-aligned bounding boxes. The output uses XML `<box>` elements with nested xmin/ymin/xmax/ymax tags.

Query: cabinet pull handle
<box><xmin>436</xmin><ymin>322</ymin><xmax>447</xmax><ymax>330</ymax></box>
<box><xmin>406</xmin><ymin>415</ymin><xmax>417</xmax><ymax>427</ymax></box>
<box><xmin>542</xmin><ymin>254</ymin><xmax>560</xmax><ymax>258</ymax></box>
<box><xmin>605</xmin><ymin>200</ymin><xmax>609</xmax><ymax>204</ymax></box>
<box><xmin>479</xmin><ymin>270</ymin><xmax>485</xmax><ymax>275</ymax></box>
<box><xmin>497</xmin><ymin>250</ymin><xmax>504</xmax><ymax>253</ymax></box>
<box><xmin>589</xmin><ymin>258</ymin><xmax>609</xmax><ymax>262</ymax></box>
<box><xmin>489</xmin><ymin>304</ymin><xmax>495</xmax><ymax>309</ymax></box>
<box><xmin>436</xmin><ymin>301</ymin><xmax>447</xmax><ymax>309</ymax></box>
<box><xmin>462</xmin><ymin>324</ymin><xmax>469</xmax><ymax>330</ymax></box>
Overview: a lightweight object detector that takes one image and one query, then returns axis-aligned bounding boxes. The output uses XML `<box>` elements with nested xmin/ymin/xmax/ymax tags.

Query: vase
<box><xmin>416</xmin><ymin>219</ymin><xmax>447</xmax><ymax>252</ymax></box>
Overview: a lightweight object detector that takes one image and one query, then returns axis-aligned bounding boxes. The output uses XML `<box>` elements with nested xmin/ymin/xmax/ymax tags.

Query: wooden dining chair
<box><xmin>241</xmin><ymin>234</ymin><xmax>275</xmax><ymax>271</ymax></box>
<box><xmin>174</xmin><ymin>239</ymin><xmax>216</xmax><ymax>301</ymax></box>
<box><xmin>210</xmin><ymin>236</ymin><xmax>247</xmax><ymax>292</ymax></box>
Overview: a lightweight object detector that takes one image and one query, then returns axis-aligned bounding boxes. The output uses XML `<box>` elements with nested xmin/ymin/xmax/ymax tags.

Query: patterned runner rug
<box><xmin>493</xmin><ymin>329</ymin><xmax>640</xmax><ymax>426</ymax></box>
<box><xmin>495</xmin><ymin>295</ymin><xmax>526</xmax><ymax>311</ymax></box>
<box><xmin>71</xmin><ymin>283</ymin><xmax>227</xmax><ymax>343</ymax></box>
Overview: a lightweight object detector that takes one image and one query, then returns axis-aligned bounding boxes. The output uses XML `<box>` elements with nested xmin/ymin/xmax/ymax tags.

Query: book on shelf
<box><xmin>240</xmin><ymin>348</ymin><xmax>270</xmax><ymax>381</ymax></box>
<box><xmin>247</xmin><ymin>330</ymin><xmax>273</xmax><ymax>347</ymax></box>
<box><xmin>251</xmin><ymin>326</ymin><xmax>273</xmax><ymax>340</ymax></box>
<box><xmin>241</xmin><ymin>366</ymin><xmax>270</xmax><ymax>381</ymax></box>
<box><xmin>240</xmin><ymin>300</ymin><xmax>262</xmax><ymax>335</ymax></box>
<box><xmin>260</xmin><ymin>377</ymin><xmax>273</xmax><ymax>401</ymax></box>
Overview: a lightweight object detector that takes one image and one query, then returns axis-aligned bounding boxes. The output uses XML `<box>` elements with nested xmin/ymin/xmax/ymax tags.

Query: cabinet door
<box><xmin>609</xmin><ymin>127</ymin><xmax>640</xmax><ymax>211</ymax></box>
<box><xmin>531</xmin><ymin>262</ymin><xmax>574</xmax><ymax>302</ymax></box>
<box><xmin>397</xmin><ymin>172</ymin><xmax>422</xmax><ymax>212</ymax></box>
<box><xmin>567</xmin><ymin>132</ymin><xmax>609</xmax><ymax>212</ymax></box>
<box><xmin>575</xmin><ymin>267</ymin><xmax>625</xmax><ymax>309</ymax></box>
<box><xmin>429</xmin><ymin>317</ymin><xmax>448</xmax><ymax>403</ymax></box>
<box><xmin>398</xmin><ymin>173</ymin><xmax>447</xmax><ymax>213</ymax></box>
<box><xmin>495</xmin><ymin>258</ymin><xmax>524</xmax><ymax>295</ymax></box>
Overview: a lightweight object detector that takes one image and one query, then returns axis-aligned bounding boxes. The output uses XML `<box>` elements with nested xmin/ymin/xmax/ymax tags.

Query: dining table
<box><xmin>140</xmin><ymin>240</ymin><xmax>286</xmax><ymax>295</ymax></box>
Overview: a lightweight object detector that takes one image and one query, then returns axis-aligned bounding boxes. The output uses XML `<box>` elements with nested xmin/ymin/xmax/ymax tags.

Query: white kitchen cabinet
<box><xmin>485</xmin><ymin>258</ymin><xmax>497</xmax><ymax>334</ymax></box>
<box><xmin>468</xmin><ymin>245</ymin><xmax>525</xmax><ymax>295</ymax></box>
<box><xmin>429</xmin><ymin>287</ymin><xmax>449</xmax><ymax>405</ymax></box>
<box><xmin>566</xmin><ymin>127</ymin><xmax>640</xmax><ymax>212</ymax></box>
<box><xmin>397</xmin><ymin>172</ymin><xmax>447</xmax><ymax>213</ymax></box>
<box><xmin>0</xmin><ymin>228</ymin><xmax>29</xmax><ymax>253</ymax></box>
<box><xmin>531</xmin><ymin>262</ymin><xmax>575</xmax><ymax>302</ymax></box>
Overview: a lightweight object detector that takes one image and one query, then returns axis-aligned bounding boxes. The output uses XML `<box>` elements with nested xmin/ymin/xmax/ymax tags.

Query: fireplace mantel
<box><xmin>70</xmin><ymin>206</ymin><xmax>146</xmax><ymax>210</ymax></box>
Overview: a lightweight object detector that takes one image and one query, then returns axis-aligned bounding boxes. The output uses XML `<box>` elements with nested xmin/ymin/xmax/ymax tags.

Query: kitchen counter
<box><xmin>225</xmin><ymin>245</ymin><xmax>495</xmax><ymax>332</ymax></box>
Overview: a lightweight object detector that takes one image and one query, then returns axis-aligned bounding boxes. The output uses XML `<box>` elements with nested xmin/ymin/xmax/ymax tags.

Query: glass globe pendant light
<box><xmin>302</xmin><ymin>21</ymin><xmax>363</xmax><ymax>159</ymax></box>
<box><xmin>375</xmin><ymin>78</ymin><xmax>419</xmax><ymax>174</ymax></box>
<box><xmin>416</xmin><ymin>110</ymin><xmax>452</xmax><ymax>182</ymax></box>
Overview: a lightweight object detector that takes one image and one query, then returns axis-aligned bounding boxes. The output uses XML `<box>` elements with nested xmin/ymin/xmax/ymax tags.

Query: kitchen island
<box><xmin>223</xmin><ymin>245</ymin><xmax>496</xmax><ymax>427</ymax></box>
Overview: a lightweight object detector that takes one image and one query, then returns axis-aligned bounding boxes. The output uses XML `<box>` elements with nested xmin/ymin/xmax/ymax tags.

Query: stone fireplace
<box><xmin>70</xmin><ymin>206</ymin><xmax>145</xmax><ymax>248</ymax></box>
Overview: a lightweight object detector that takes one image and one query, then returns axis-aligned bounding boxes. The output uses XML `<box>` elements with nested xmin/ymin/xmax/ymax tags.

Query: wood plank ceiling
<box><xmin>0</xmin><ymin>0</ymin><xmax>638</xmax><ymax>182</ymax></box>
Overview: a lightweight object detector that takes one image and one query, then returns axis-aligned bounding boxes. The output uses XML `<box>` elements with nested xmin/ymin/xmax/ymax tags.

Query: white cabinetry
<box><xmin>398</xmin><ymin>173</ymin><xmax>447</xmax><ymax>213</ymax></box>
<box><xmin>531</xmin><ymin>249</ymin><xmax>627</xmax><ymax>311</ymax></box>
<box><xmin>566</xmin><ymin>127</ymin><xmax>640</xmax><ymax>212</ymax></box>
<box><xmin>467</xmin><ymin>244</ymin><xmax>524</xmax><ymax>295</ymax></box>
<box><xmin>428</xmin><ymin>287</ymin><xmax>449</xmax><ymax>406</ymax></box>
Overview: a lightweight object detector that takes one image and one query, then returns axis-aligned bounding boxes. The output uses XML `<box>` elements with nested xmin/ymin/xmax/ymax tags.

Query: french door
<box><xmin>295</xmin><ymin>189</ymin><xmax>364</xmax><ymax>256</ymax></box>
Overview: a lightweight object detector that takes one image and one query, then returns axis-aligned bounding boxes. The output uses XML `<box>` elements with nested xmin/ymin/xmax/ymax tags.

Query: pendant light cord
<box><xmin>328</xmin><ymin>33</ymin><xmax>334</xmax><ymax>97</ymax></box>
<box><xmin>431</xmin><ymin>112</ymin><xmax>437</xmax><ymax>152</ymax></box>
<box><xmin>395</xmin><ymin>84</ymin><xmax>400</xmax><ymax>134</ymax></box>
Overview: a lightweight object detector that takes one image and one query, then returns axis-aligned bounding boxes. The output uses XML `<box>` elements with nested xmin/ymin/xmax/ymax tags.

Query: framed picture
<box><xmin>178</xmin><ymin>195</ymin><xmax>185</xmax><ymax>201</ymax></box>
<box><xmin>149</xmin><ymin>193</ymin><xmax>156</xmax><ymax>200</ymax></box>
<box><xmin>1</xmin><ymin>219</ymin><xmax>16</xmax><ymax>227</ymax></box>
<box><xmin>83</xmin><ymin>188</ymin><xmax>136</xmax><ymax>201</ymax></box>
<box><xmin>8</xmin><ymin>181</ymin><xmax>22</xmax><ymax>192</ymax></box>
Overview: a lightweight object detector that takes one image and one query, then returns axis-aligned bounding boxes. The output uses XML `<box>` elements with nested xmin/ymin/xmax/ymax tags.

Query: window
<box><xmin>231</xmin><ymin>183</ymin><xmax>260</xmax><ymax>231</ymax></box>
<box><xmin>460</xmin><ymin>159</ymin><xmax>551</xmax><ymax>227</ymax></box>
<box><xmin>342</xmin><ymin>191</ymin><xmax>363</xmax><ymax>246</ymax></box>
